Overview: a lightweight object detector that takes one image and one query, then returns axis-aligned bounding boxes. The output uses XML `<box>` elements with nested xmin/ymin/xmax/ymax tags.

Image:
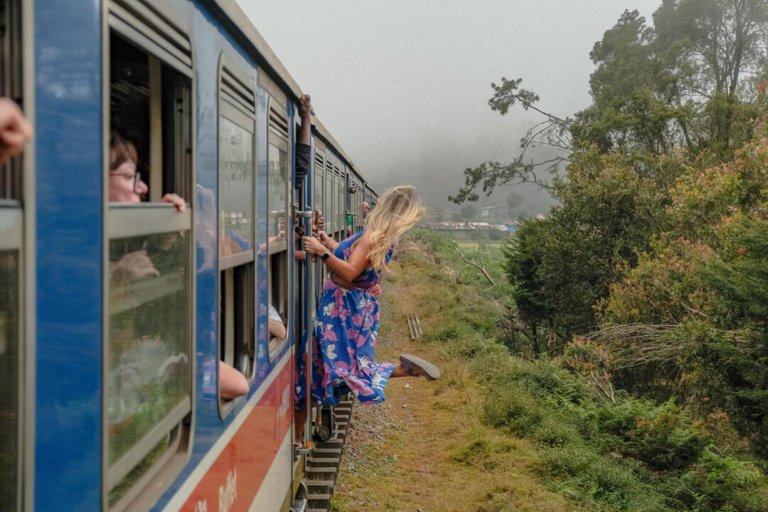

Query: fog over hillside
<box><xmin>237</xmin><ymin>0</ymin><xmax>665</xmax><ymax>215</ymax></box>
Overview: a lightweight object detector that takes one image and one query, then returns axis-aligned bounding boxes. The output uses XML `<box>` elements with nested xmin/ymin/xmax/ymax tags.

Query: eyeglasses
<box><xmin>110</xmin><ymin>171</ymin><xmax>142</xmax><ymax>193</ymax></box>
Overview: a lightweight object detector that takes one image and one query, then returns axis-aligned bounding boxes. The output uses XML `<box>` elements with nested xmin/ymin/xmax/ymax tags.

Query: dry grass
<box><xmin>331</xmin><ymin>242</ymin><xmax>580</xmax><ymax>512</ymax></box>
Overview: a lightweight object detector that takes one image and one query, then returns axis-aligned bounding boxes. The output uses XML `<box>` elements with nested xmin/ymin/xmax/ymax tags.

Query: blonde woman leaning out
<box><xmin>296</xmin><ymin>186</ymin><xmax>440</xmax><ymax>439</ymax></box>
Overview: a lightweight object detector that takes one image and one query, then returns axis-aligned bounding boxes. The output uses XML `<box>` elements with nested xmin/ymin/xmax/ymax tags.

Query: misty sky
<box><xmin>236</xmin><ymin>0</ymin><xmax>665</xmax><ymax>212</ymax></box>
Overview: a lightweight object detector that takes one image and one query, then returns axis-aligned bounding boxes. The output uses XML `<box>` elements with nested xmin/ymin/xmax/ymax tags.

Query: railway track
<box><xmin>302</xmin><ymin>397</ymin><xmax>354</xmax><ymax>512</ymax></box>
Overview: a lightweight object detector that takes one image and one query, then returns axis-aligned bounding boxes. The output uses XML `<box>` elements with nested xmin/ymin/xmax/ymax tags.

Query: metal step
<box><xmin>305</xmin><ymin>480</ymin><xmax>335</xmax><ymax>487</ymax></box>
<box><xmin>308</xmin><ymin>457</ymin><xmax>340</xmax><ymax>466</ymax></box>
<box><xmin>300</xmin><ymin>401</ymin><xmax>355</xmax><ymax>512</ymax></box>
<box><xmin>306</xmin><ymin>466</ymin><xmax>338</xmax><ymax>473</ymax></box>
<box><xmin>313</xmin><ymin>447</ymin><xmax>342</xmax><ymax>455</ymax></box>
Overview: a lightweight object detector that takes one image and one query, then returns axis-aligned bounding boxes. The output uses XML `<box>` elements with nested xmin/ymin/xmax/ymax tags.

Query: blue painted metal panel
<box><xmin>34</xmin><ymin>0</ymin><xmax>104</xmax><ymax>510</ymax></box>
<box><xmin>152</xmin><ymin>2</ymin><xmax>291</xmax><ymax>507</ymax></box>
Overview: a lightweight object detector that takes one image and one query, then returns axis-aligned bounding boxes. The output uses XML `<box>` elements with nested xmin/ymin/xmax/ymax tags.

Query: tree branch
<box><xmin>454</xmin><ymin>246</ymin><xmax>496</xmax><ymax>287</ymax></box>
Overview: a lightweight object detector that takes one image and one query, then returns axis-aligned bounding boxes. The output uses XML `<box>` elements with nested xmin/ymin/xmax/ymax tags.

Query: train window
<box><xmin>325</xmin><ymin>156</ymin><xmax>334</xmax><ymax>236</ymax></box>
<box><xmin>314</xmin><ymin>141</ymin><xmax>325</xmax><ymax>227</ymax></box>
<box><xmin>267</xmin><ymin>98</ymin><xmax>290</xmax><ymax>360</ymax></box>
<box><xmin>0</xmin><ymin>0</ymin><xmax>24</xmax><ymax>509</ymax></box>
<box><xmin>218</xmin><ymin>57</ymin><xmax>256</xmax><ymax>414</ymax></box>
<box><xmin>336</xmin><ymin>165</ymin><xmax>344</xmax><ymax>237</ymax></box>
<box><xmin>106</xmin><ymin>1</ymin><xmax>193</xmax><ymax>509</ymax></box>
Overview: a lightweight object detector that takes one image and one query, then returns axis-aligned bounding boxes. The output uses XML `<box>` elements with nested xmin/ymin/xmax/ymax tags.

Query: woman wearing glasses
<box><xmin>108</xmin><ymin>134</ymin><xmax>185</xmax><ymax>211</ymax></box>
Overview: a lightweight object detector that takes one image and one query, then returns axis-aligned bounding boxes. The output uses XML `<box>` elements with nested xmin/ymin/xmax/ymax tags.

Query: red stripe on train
<box><xmin>180</xmin><ymin>358</ymin><xmax>294</xmax><ymax>512</ymax></box>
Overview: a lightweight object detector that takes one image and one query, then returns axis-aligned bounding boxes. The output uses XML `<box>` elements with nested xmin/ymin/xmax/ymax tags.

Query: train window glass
<box><xmin>267</xmin><ymin>100</ymin><xmax>290</xmax><ymax>359</ymax></box>
<box><xmin>218</xmin><ymin>59</ymin><xmax>256</xmax><ymax>413</ymax></box>
<box><xmin>107</xmin><ymin>229</ymin><xmax>191</xmax><ymax>505</ymax></box>
<box><xmin>106</xmin><ymin>2</ymin><xmax>193</xmax><ymax>508</ymax></box>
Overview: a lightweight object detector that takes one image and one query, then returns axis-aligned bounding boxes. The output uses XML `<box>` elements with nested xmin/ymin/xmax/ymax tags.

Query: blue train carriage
<box><xmin>1</xmin><ymin>0</ymin><xmax>373</xmax><ymax>510</ymax></box>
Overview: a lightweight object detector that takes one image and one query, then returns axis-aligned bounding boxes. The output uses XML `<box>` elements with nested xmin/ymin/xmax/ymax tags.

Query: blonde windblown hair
<box><xmin>363</xmin><ymin>185</ymin><xmax>425</xmax><ymax>271</ymax></box>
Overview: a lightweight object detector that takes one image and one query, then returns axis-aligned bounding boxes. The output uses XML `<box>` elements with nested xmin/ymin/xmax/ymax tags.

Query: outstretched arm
<box><xmin>302</xmin><ymin>232</ymin><xmax>371</xmax><ymax>282</ymax></box>
<box><xmin>298</xmin><ymin>94</ymin><xmax>311</xmax><ymax>146</ymax></box>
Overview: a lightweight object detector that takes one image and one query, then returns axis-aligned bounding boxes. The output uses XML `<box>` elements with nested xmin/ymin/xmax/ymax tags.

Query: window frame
<box><xmin>216</xmin><ymin>53</ymin><xmax>257</xmax><ymax>418</ymax></box>
<box><xmin>102</xmin><ymin>1</ymin><xmax>195</xmax><ymax>510</ymax></box>
<box><xmin>266</xmin><ymin>95</ymin><xmax>291</xmax><ymax>363</ymax></box>
<box><xmin>0</xmin><ymin>0</ymin><xmax>34</xmax><ymax>510</ymax></box>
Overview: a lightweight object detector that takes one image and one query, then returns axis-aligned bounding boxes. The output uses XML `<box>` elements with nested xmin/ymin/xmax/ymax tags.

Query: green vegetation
<box><xmin>441</xmin><ymin>3</ymin><xmax>768</xmax><ymax>508</ymax></box>
<box><xmin>412</xmin><ymin>230</ymin><xmax>768</xmax><ymax>512</ymax></box>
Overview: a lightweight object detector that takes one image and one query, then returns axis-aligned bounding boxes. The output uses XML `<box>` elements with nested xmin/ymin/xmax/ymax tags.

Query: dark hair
<box><xmin>109</xmin><ymin>134</ymin><xmax>138</xmax><ymax>171</ymax></box>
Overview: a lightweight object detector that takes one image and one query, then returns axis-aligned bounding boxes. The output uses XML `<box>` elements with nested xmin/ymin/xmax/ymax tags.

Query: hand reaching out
<box><xmin>0</xmin><ymin>99</ymin><xmax>32</xmax><ymax>167</ymax></box>
<box><xmin>162</xmin><ymin>193</ymin><xmax>186</xmax><ymax>212</ymax></box>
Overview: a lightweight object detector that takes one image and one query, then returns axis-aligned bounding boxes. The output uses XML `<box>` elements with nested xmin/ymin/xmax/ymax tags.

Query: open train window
<box><xmin>104</xmin><ymin>1</ymin><xmax>194</xmax><ymax>510</ymax></box>
<box><xmin>217</xmin><ymin>56</ymin><xmax>256</xmax><ymax>416</ymax></box>
<box><xmin>0</xmin><ymin>1</ymin><xmax>26</xmax><ymax>510</ymax></box>
<box><xmin>266</xmin><ymin>93</ymin><xmax>291</xmax><ymax>361</ymax></box>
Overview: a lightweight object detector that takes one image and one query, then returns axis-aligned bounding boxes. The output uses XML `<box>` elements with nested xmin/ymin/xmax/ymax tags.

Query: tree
<box><xmin>461</xmin><ymin>204</ymin><xmax>478</xmax><ymax>219</ymax></box>
<box><xmin>451</xmin><ymin>2</ymin><xmax>768</xmax><ymax>203</ymax></box>
<box><xmin>449</xmin><ymin>78</ymin><xmax>571</xmax><ymax>204</ymax></box>
<box><xmin>506</xmin><ymin>192</ymin><xmax>523</xmax><ymax>212</ymax></box>
<box><xmin>654</xmin><ymin>0</ymin><xmax>768</xmax><ymax>155</ymax></box>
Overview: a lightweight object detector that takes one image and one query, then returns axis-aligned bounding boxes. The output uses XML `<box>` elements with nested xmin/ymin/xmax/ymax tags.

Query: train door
<box><xmin>0</xmin><ymin>0</ymin><xmax>32</xmax><ymax>509</ymax></box>
<box><xmin>104</xmin><ymin>1</ymin><xmax>195</xmax><ymax>510</ymax></box>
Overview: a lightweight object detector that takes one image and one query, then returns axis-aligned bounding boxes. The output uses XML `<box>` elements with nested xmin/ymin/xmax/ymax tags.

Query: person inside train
<box><xmin>363</xmin><ymin>201</ymin><xmax>370</xmax><ymax>218</ymax></box>
<box><xmin>109</xmin><ymin>134</ymin><xmax>186</xmax><ymax>210</ymax></box>
<box><xmin>269</xmin><ymin>302</ymin><xmax>287</xmax><ymax>340</ymax></box>
<box><xmin>108</xmin><ymin>134</ymin><xmax>250</xmax><ymax>400</ymax></box>
<box><xmin>295</xmin><ymin>185</ymin><xmax>440</xmax><ymax>446</ymax></box>
<box><xmin>0</xmin><ymin>98</ymin><xmax>33</xmax><ymax>166</ymax></box>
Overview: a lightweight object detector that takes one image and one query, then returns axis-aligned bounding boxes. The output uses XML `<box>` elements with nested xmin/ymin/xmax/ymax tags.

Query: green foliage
<box><xmin>414</xmin><ymin>229</ymin><xmax>768</xmax><ymax>511</ymax></box>
<box><xmin>451</xmin><ymin>1</ymin><xmax>768</xmax><ymax>203</ymax></box>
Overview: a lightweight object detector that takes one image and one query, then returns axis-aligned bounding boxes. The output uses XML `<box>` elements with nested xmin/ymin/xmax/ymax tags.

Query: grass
<box><xmin>332</xmin><ymin>231</ymin><xmax>768</xmax><ymax>512</ymax></box>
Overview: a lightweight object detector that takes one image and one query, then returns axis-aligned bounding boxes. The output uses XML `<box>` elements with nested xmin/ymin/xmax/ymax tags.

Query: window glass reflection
<box><xmin>107</xmin><ymin>231</ymin><xmax>190</xmax><ymax>465</ymax></box>
<box><xmin>268</xmin><ymin>143</ymin><xmax>287</xmax><ymax>246</ymax></box>
<box><xmin>219</xmin><ymin>117</ymin><xmax>253</xmax><ymax>257</ymax></box>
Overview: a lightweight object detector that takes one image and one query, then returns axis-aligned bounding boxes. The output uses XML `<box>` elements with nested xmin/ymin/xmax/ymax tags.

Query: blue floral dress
<box><xmin>295</xmin><ymin>230</ymin><xmax>394</xmax><ymax>407</ymax></box>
